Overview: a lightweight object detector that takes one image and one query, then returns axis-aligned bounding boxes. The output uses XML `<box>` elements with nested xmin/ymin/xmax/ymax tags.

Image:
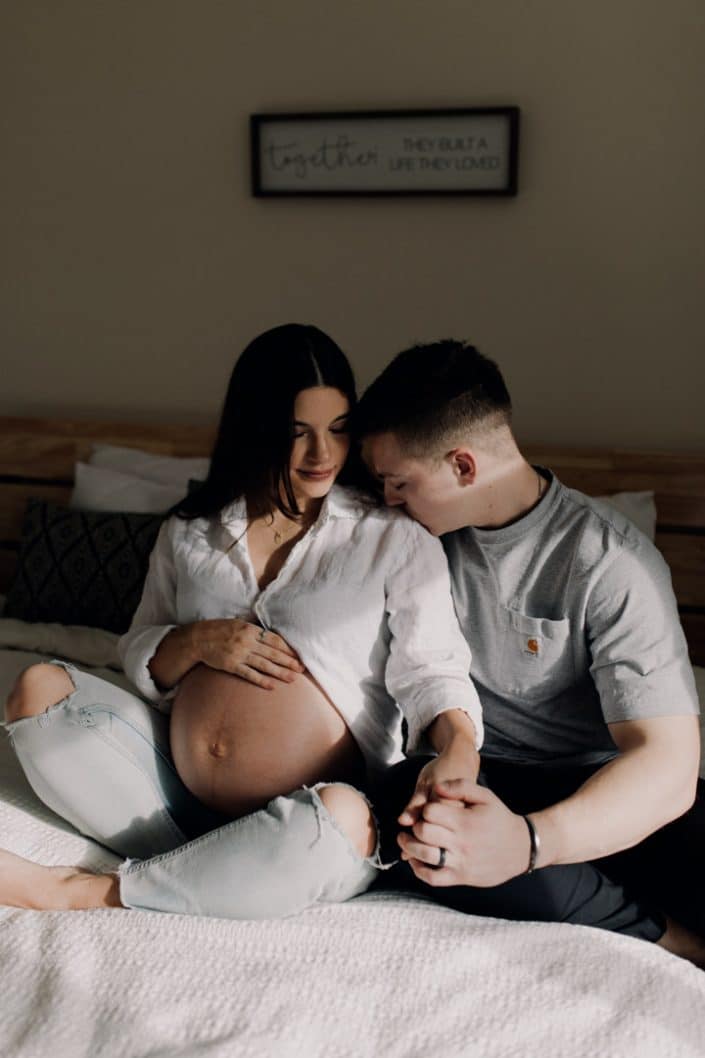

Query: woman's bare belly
<box><xmin>170</xmin><ymin>664</ymin><xmax>365</xmax><ymax>818</ymax></box>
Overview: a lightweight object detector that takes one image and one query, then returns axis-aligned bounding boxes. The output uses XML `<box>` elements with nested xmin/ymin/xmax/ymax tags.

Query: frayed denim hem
<box><xmin>309</xmin><ymin>780</ymin><xmax>397</xmax><ymax>871</ymax></box>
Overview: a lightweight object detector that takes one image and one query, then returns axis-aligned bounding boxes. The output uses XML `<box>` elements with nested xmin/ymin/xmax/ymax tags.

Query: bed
<box><xmin>1</xmin><ymin>416</ymin><xmax>704</xmax><ymax>1058</ymax></box>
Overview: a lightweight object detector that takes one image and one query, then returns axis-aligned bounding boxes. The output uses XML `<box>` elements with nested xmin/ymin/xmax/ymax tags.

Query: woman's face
<box><xmin>288</xmin><ymin>386</ymin><xmax>351</xmax><ymax>504</ymax></box>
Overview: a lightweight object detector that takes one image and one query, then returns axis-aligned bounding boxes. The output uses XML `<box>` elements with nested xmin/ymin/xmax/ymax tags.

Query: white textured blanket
<box><xmin>2</xmin><ymin>648</ymin><xmax>705</xmax><ymax>1058</ymax></box>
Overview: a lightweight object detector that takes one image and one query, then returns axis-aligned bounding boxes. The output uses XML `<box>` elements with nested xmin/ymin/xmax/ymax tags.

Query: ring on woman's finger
<box><xmin>430</xmin><ymin>846</ymin><xmax>447</xmax><ymax>870</ymax></box>
<box><xmin>258</xmin><ymin>628</ymin><xmax>267</xmax><ymax>643</ymax></box>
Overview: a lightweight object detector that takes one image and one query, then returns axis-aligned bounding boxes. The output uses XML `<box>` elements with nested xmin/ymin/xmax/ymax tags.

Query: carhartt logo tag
<box><xmin>525</xmin><ymin>637</ymin><xmax>540</xmax><ymax>657</ymax></box>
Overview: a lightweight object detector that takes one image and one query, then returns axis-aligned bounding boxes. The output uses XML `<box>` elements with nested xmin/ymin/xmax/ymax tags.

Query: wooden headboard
<box><xmin>0</xmin><ymin>416</ymin><xmax>215</xmax><ymax>593</ymax></box>
<box><xmin>1</xmin><ymin>416</ymin><xmax>704</xmax><ymax>664</ymax></box>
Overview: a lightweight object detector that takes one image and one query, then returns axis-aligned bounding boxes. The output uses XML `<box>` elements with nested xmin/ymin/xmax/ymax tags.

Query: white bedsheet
<box><xmin>2</xmin><ymin>646</ymin><xmax>705</xmax><ymax>1058</ymax></box>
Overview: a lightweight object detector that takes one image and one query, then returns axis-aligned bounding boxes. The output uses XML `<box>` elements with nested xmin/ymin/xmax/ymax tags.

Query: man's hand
<box><xmin>397</xmin><ymin>778</ymin><xmax>533</xmax><ymax>887</ymax></box>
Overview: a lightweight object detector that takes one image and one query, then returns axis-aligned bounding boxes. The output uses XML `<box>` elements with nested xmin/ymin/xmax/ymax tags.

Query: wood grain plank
<box><xmin>653</xmin><ymin>496</ymin><xmax>705</xmax><ymax>529</ymax></box>
<box><xmin>524</xmin><ymin>447</ymin><xmax>705</xmax><ymax>474</ymax></box>
<box><xmin>0</xmin><ymin>416</ymin><xmax>214</xmax><ymax>477</ymax></box>
<box><xmin>680</xmin><ymin>612</ymin><xmax>705</xmax><ymax>669</ymax></box>
<box><xmin>524</xmin><ymin>447</ymin><xmax>705</xmax><ymax>500</ymax></box>
<box><xmin>524</xmin><ymin>447</ymin><xmax>705</xmax><ymax>532</ymax></box>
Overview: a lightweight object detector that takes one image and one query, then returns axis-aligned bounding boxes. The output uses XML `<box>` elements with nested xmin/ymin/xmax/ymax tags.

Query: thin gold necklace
<box><xmin>268</xmin><ymin>510</ymin><xmax>315</xmax><ymax>546</ymax></box>
<box><xmin>268</xmin><ymin>514</ymin><xmax>295</xmax><ymax>546</ymax></box>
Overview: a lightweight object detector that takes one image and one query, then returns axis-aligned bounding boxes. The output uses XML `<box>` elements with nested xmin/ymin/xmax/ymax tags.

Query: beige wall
<box><xmin>1</xmin><ymin>0</ymin><xmax>703</xmax><ymax>448</ymax></box>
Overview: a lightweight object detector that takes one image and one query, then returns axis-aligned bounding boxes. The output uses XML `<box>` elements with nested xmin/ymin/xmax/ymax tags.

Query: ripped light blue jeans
<box><xmin>3</xmin><ymin>660</ymin><xmax>381</xmax><ymax>919</ymax></box>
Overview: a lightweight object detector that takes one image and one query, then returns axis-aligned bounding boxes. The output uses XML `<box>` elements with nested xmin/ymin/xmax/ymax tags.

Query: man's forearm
<box><xmin>531</xmin><ymin>741</ymin><xmax>698</xmax><ymax>868</ymax></box>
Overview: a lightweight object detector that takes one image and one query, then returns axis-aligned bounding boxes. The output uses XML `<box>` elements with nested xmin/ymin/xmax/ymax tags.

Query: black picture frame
<box><xmin>250</xmin><ymin>107</ymin><xmax>519</xmax><ymax>198</ymax></box>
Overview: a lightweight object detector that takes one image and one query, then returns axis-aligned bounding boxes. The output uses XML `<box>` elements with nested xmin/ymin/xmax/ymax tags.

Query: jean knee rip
<box><xmin>308</xmin><ymin>782</ymin><xmax>395</xmax><ymax>871</ymax></box>
<box><xmin>2</xmin><ymin>658</ymin><xmax>79</xmax><ymax>734</ymax></box>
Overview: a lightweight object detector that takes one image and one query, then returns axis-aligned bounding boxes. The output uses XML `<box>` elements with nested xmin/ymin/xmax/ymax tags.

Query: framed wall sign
<box><xmin>250</xmin><ymin>107</ymin><xmax>519</xmax><ymax>197</ymax></box>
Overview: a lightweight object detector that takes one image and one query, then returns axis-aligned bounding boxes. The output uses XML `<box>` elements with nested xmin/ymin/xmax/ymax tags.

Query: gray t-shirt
<box><xmin>442</xmin><ymin>470</ymin><xmax>699</xmax><ymax>767</ymax></box>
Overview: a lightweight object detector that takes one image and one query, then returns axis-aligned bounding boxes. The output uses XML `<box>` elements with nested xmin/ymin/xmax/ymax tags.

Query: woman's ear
<box><xmin>447</xmin><ymin>448</ymin><xmax>476</xmax><ymax>485</ymax></box>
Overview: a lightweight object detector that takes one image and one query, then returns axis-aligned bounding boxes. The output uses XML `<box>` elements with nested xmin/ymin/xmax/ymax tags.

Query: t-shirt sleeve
<box><xmin>586</xmin><ymin>536</ymin><xmax>699</xmax><ymax>724</ymax></box>
<box><xmin>383</xmin><ymin>518</ymin><xmax>484</xmax><ymax>753</ymax></box>
<box><xmin>117</xmin><ymin>518</ymin><xmax>179</xmax><ymax>710</ymax></box>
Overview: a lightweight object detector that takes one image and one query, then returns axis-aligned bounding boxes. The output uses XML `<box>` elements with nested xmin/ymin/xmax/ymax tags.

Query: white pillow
<box><xmin>89</xmin><ymin>444</ymin><xmax>210</xmax><ymax>487</ymax></box>
<box><xmin>70</xmin><ymin>462</ymin><xmax>188</xmax><ymax>513</ymax></box>
<box><xmin>693</xmin><ymin>665</ymin><xmax>705</xmax><ymax>780</ymax></box>
<box><xmin>595</xmin><ymin>491</ymin><xmax>657</xmax><ymax>541</ymax></box>
<box><xmin>0</xmin><ymin>617</ymin><xmax>121</xmax><ymax>669</ymax></box>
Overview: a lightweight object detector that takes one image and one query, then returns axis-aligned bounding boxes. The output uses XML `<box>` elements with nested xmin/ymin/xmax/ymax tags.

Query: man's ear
<box><xmin>447</xmin><ymin>448</ymin><xmax>476</xmax><ymax>485</ymax></box>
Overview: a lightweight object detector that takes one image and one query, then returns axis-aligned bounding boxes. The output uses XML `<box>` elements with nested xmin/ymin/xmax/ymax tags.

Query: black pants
<box><xmin>371</xmin><ymin>756</ymin><xmax>705</xmax><ymax>942</ymax></box>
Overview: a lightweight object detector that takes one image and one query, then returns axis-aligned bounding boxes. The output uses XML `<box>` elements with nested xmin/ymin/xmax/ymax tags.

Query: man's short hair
<box><xmin>354</xmin><ymin>340</ymin><xmax>512</xmax><ymax>457</ymax></box>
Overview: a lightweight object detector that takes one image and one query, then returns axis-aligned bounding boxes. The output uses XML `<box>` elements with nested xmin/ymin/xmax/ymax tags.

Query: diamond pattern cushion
<box><xmin>5</xmin><ymin>499</ymin><xmax>163</xmax><ymax>634</ymax></box>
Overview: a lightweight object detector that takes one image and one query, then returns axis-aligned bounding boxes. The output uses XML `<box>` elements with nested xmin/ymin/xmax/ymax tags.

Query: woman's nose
<box><xmin>310</xmin><ymin>433</ymin><xmax>330</xmax><ymax>462</ymax></box>
<box><xmin>383</xmin><ymin>481</ymin><xmax>403</xmax><ymax>506</ymax></box>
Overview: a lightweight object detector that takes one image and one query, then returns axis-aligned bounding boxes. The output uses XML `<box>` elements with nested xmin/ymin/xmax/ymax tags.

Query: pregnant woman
<box><xmin>1</xmin><ymin>324</ymin><xmax>482</xmax><ymax>919</ymax></box>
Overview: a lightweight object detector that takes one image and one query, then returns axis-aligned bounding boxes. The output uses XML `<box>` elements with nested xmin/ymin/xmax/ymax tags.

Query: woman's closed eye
<box><xmin>292</xmin><ymin>425</ymin><xmax>349</xmax><ymax>440</ymax></box>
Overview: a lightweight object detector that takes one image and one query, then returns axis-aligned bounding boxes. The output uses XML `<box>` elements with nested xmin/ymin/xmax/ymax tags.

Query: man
<box><xmin>356</xmin><ymin>339</ymin><xmax>705</xmax><ymax>966</ymax></box>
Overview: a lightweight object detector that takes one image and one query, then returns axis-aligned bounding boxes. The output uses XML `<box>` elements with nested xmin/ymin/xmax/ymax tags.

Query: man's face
<box><xmin>361</xmin><ymin>432</ymin><xmax>469</xmax><ymax>536</ymax></box>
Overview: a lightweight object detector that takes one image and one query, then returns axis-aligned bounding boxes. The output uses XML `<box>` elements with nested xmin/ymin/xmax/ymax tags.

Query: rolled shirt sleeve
<box><xmin>384</xmin><ymin>519</ymin><xmax>484</xmax><ymax>753</ymax></box>
<box><xmin>117</xmin><ymin>520</ymin><xmax>179</xmax><ymax>711</ymax></box>
<box><xmin>587</xmin><ymin>538</ymin><xmax>699</xmax><ymax>724</ymax></box>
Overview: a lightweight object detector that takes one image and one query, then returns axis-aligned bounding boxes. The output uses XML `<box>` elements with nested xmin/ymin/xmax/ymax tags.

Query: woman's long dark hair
<box><xmin>176</xmin><ymin>323</ymin><xmax>371</xmax><ymax>521</ymax></box>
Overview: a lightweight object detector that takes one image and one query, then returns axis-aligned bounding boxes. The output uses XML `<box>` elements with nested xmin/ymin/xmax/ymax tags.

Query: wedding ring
<box><xmin>431</xmin><ymin>846</ymin><xmax>447</xmax><ymax>870</ymax></box>
<box><xmin>258</xmin><ymin>629</ymin><xmax>266</xmax><ymax>643</ymax></box>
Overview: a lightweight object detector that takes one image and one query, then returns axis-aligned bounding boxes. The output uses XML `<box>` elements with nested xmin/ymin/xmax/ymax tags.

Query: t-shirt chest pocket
<box><xmin>500</xmin><ymin>607</ymin><xmax>575</xmax><ymax>702</ymax></box>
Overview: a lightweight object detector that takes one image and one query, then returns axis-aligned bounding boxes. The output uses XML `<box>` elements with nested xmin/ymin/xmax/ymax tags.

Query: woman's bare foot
<box><xmin>0</xmin><ymin>849</ymin><xmax>123</xmax><ymax>911</ymax></box>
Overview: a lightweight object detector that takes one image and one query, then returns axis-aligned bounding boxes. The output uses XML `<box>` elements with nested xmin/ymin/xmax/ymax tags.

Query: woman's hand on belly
<box><xmin>149</xmin><ymin>619</ymin><xmax>304</xmax><ymax>693</ymax></box>
<box><xmin>191</xmin><ymin>619</ymin><xmax>305</xmax><ymax>688</ymax></box>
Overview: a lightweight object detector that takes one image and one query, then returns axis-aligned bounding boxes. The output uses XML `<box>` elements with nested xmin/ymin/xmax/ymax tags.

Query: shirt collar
<box><xmin>466</xmin><ymin>467</ymin><xmax>560</xmax><ymax>548</ymax></box>
<box><xmin>218</xmin><ymin>484</ymin><xmax>368</xmax><ymax>535</ymax></box>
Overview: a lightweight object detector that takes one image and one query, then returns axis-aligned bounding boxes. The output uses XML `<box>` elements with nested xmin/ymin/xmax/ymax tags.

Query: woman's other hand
<box><xmin>399</xmin><ymin>709</ymin><xmax>480</xmax><ymax>826</ymax></box>
<box><xmin>398</xmin><ymin>741</ymin><xmax>478</xmax><ymax>827</ymax></box>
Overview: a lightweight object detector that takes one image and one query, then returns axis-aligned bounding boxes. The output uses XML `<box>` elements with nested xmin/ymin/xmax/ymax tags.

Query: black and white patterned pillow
<box><xmin>5</xmin><ymin>499</ymin><xmax>163</xmax><ymax>634</ymax></box>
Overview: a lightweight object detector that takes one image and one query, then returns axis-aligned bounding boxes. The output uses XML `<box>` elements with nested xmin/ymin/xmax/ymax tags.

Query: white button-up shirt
<box><xmin>118</xmin><ymin>485</ymin><xmax>483</xmax><ymax>775</ymax></box>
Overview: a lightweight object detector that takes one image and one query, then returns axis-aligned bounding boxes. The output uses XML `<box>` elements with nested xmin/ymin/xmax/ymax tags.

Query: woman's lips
<box><xmin>297</xmin><ymin>468</ymin><xmax>335</xmax><ymax>480</ymax></box>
